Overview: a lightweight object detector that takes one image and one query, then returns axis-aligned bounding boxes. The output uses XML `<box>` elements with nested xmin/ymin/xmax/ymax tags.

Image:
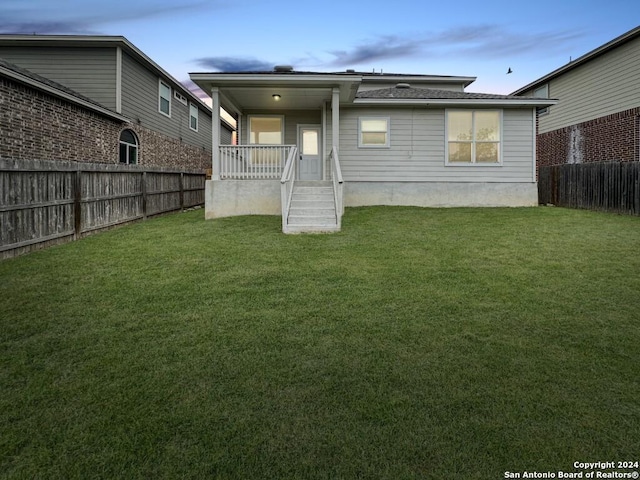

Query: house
<box><xmin>512</xmin><ymin>25</ymin><xmax>640</xmax><ymax>167</ymax></box>
<box><xmin>190</xmin><ymin>68</ymin><xmax>554</xmax><ymax>232</ymax></box>
<box><xmin>1</xmin><ymin>58</ymin><xmax>130</xmax><ymax>162</ymax></box>
<box><xmin>0</xmin><ymin>35</ymin><xmax>234</xmax><ymax>169</ymax></box>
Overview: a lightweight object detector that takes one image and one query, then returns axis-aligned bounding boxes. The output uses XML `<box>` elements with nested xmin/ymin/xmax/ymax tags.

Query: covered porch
<box><xmin>190</xmin><ymin>70</ymin><xmax>360</xmax><ymax>232</ymax></box>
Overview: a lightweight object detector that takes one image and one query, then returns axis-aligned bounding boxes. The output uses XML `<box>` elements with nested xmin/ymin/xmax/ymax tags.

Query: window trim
<box><xmin>158</xmin><ymin>79</ymin><xmax>171</xmax><ymax>117</ymax></box>
<box><xmin>189</xmin><ymin>103</ymin><xmax>199</xmax><ymax>132</ymax></box>
<box><xmin>358</xmin><ymin>116</ymin><xmax>390</xmax><ymax>148</ymax></box>
<box><xmin>445</xmin><ymin>109</ymin><xmax>503</xmax><ymax>167</ymax></box>
<box><xmin>119</xmin><ymin>129</ymin><xmax>139</xmax><ymax>165</ymax></box>
<box><xmin>248</xmin><ymin>115</ymin><xmax>284</xmax><ymax>145</ymax></box>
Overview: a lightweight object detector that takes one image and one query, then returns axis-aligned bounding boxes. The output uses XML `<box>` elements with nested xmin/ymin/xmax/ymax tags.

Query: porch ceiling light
<box><xmin>272</xmin><ymin>94</ymin><xmax>281</xmax><ymax>101</ymax></box>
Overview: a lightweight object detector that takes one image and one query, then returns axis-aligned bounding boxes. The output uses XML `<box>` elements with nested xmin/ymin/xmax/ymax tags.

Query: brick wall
<box><xmin>537</xmin><ymin>107</ymin><xmax>640</xmax><ymax>167</ymax></box>
<box><xmin>0</xmin><ymin>76</ymin><xmax>209</xmax><ymax>170</ymax></box>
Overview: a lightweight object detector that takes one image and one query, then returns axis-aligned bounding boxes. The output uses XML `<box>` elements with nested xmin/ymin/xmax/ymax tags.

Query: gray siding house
<box><xmin>190</xmin><ymin>69</ymin><xmax>554</xmax><ymax>232</ymax></box>
<box><xmin>0</xmin><ymin>35</ymin><xmax>233</xmax><ymax>169</ymax></box>
<box><xmin>512</xmin><ymin>25</ymin><xmax>640</xmax><ymax>167</ymax></box>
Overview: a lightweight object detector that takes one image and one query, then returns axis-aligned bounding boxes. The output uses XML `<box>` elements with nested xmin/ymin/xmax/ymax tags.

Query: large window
<box><xmin>248</xmin><ymin>116</ymin><xmax>284</xmax><ymax>165</ymax></box>
<box><xmin>189</xmin><ymin>103</ymin><xmax>198</xmax><ymax>132</ymax></box>
<box><xmin>159</xmin><ymin>80</ymin><xmax>171</xmax><ymax>117</ymax></box>
<box><xmin>359</xmin><ymin>117</ymin><xmax>390</xmax><ymax>148</ymax></box>
<box><xmin>119</xmin><ymin>129</ymin><xmax>138</xmax><ymax>165</ymax></box>
<box><xmin>249</xmin><ymin>116</ymin><xmax>283</xmax><ymax>145</ymax></box>
<box><xmin>447</xmin><ymin>110</ymin><xmax>501</xmax><ymax>164</ymax></box>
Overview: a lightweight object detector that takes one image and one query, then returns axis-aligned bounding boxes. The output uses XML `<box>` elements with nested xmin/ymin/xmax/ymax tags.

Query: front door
<box><xmin>298</xmin><ymin>125</ymin><xmax>322</xmax><ymax>180</ymax></box>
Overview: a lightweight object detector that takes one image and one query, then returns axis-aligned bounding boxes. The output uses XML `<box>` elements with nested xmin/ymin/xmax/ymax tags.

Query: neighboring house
<box><xmin>512</xmin><ymin>25</ymin><xmax>640</xmax><ymax>167</ymax></box>
<box><xmin>1</xmin><ymin>58</ymin><xmax>130</xmax><ymax>162</ymax></box>
<box><xmin>190</xmin><ymin>68</ymin><xmax>554</xmax><ymax>232</ymax></box>
<box><xmin>0</xmin><ymin>35</ymin><xmax>234</xmax><ymax>169</ymax></box>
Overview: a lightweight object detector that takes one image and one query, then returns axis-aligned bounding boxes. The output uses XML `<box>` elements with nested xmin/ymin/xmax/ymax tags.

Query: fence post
<box><xmin>180</xmin><ymin>172</ymin><xmax>185</xmax><ymax>211</ymax></box>
<box><xmin>142</xmin><ymin>171</ymin><xmax>147</xmax><ymax>220</ymax></box>
<box><xmin>74</xmin><ymin>168</ymin><xmax>82</xmax><ymax>239</ymax></box>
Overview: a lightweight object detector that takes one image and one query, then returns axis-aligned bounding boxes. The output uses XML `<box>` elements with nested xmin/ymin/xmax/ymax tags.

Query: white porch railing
<box><xmin>329</xmin><ymin>146</ymin><xmax>344</xmax><ymax>228</ymax></box>
<box><xmin>279</xmin><ymin>146</ymin><xmax>298</xmax><ymax>231</ymax></box>
<box><xmin>219</xmin><ymin>145</ymin><xmax>296</xmax><ymax>179</ymax></box>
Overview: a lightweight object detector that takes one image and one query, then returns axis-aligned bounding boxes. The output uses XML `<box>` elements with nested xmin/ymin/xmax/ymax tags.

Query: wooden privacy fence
<box><xmin>1</xmin><ymin>159</ymin><xmax>206</xmax><ymax>259</ymax></box>
<box><xmin>538</xmin><ymin>161</ymin><xmax>640</xmax><ymax>215</ymax></box>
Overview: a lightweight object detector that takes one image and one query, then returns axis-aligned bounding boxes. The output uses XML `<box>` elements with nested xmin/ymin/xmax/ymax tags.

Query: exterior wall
<box><xmin>0</xmin><ymin>46</ymin><xmax>117</xmax><ymax>110</ymax></box>
<box><xmin>520</xmin><ymin>36</ymin><xmax>640</xmax><ymax>134</ymax></box>
<box><xmin>0</xmin><ymin>75</ymin><xmax>122</xmax><ymax>162</ymax></box>
<box><xmin>330</xmin><ymin>107</ymin><xmax>535</xmax><ymax>183</ymax></box>
<box><xmin>121</xmin><ymin>51</ymin><xmax>213</xmax><ymax>152</ymax></box>
<box><xmin>537</xmin><ymin>107</ymin><xmax>640</xmax><ymax>167</ymax></box>
<box><xmin>0</xmin><ymin>75</ymin><xmax>209</xmax><ymax>170</ymax></box>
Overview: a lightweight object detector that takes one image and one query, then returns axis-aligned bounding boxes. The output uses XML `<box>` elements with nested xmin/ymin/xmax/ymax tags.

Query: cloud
<box><xmin>324</xmin><ymin>25</ymin><xmax>585</xmax><ymax>67</ymax></box>
<box><xmin>195</xmin><ymin>57</ymin><xmax>275</xmax><ymax>72</ymax></box>
<box><xmin>0</xmin><ymin>1</ymin><xmax>217</xmax><ymax>34</ymax></box>
<box><xmin>328</xmin><ymin>35</ymin><xmax>423</xmax><ymax>66</ymax></box>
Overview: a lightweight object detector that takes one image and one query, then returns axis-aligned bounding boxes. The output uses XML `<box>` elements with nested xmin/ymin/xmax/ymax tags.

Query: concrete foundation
<box><xmin>344</xmin><ymin>182</ymin><xmax>538</xmax><ymax>208</ymax></box>
<box><xmin>205</xmin><ymin>179</ymin><xmax>281</xmax><ymax>219</ymax></box>
<box><xmin>205</xmin><ymin>180</ymin><xmax>539</xmax><ymax>219</ymax></box>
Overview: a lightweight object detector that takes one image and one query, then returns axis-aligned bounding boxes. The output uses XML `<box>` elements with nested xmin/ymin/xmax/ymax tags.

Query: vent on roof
<box><xmin>346</xmin><ymin>69</ymin><xmax>355</xmax><ymax>73</ymax></box>
<box><xmin>396</xmin><ymin>83</ymin><xmax>411</xmax><ymax>89</ymax></box>
<box><xmin>274</xmin><ymin>65</ymin><xmax>293</xmax><ymax>72</ymax></box>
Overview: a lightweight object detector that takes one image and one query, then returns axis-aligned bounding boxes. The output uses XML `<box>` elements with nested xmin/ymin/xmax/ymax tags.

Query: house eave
<box><xmin>0</xmin><ymin>63</ymin><xmax>130</xmax><ymax>122</ymax></box>
<box><xmin>352</xmin><ymin>98</ymin><xmax>559</xmax><ymax>107</ymax></box>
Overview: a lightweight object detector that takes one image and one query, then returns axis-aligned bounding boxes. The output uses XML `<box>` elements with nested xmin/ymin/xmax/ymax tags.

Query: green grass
<box><xmin>1</xmin><ymin>206</ymin><xmax>639</xmax><ymax>479</ymax></box>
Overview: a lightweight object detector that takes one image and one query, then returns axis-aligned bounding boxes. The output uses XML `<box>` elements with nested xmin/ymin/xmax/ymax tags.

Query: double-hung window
<box><xmin>533</xmin><ymin>84</ymin><xmax>550</xmax><ymax>116</ymax></box>
<box><xmin>189</xmin><ymin>103</ymin><xmax>198</xmax><ymax>131</ymax></box>
<box><xmin>359</xmin><ymin>117</ymin><xmax>390</xmax><ymax>148</ymax></box>
<box><xmin>159</xmin><ymin>80</ymin><xmax>171</xmax><ymax>117</ymax></box>
<box><xmin>248</xmin><ymin>115</ymin><xmax>284</xmax><ymax>165</ymax></box>
<box><xmin>447</xmin><ymin>110</ymin><xmax>501</xmax><ymax>164</ymax></box>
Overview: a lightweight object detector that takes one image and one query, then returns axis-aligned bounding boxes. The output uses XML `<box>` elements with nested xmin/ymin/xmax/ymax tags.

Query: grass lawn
<box><xmin>1</xmin><ymin>206</ymin><xmax>639</xmax><ymax>479</ymax></box>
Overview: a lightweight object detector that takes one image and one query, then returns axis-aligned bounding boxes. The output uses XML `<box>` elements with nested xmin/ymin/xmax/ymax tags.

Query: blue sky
<box><xmin>1</xmin><ymin>0</ymin><xmax>639</xmax><ymax>96</ymax></box>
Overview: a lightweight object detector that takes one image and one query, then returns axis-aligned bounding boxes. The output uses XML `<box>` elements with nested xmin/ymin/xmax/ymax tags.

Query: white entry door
<box><xmin>298</xmin><ymin>126</ymin><xmax>322</xmax><ymax>180</ymax></box>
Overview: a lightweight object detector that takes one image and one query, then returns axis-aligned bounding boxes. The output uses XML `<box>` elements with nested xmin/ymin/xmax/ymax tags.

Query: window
<box><xmin>447</xmin><ymin>110</ymin><xmax>501</xmax><ymax>164</ymax></box>
<box><xmin>119</xmin><ymin>129</ymin><xmax>138</xmax><ymax>165</ymax></box>
<box><xmin>533</xmin><ymin>84</ymin><xmax>550</xmax><ymax>116</ymax></box>
<box><xmin>159</xmin><ymin>80</ymin><xmax>171</xmax><ymax>116</ymax></box>
<box><xmin>189</xmin><ymin>103</ymin><xmax>198</xmax><ymax>132</ymax></box>
<box><xmin>174</xmin><ymin>90</ymin><xmax>188</xmax><ymax>105</ymax></box>
<box><xmin>248</xmin><ymin>116</ymin><xmax>284</xmax><ymax>165</ymax></box>
<box><xmin>359</xmin><ymin>117</ymin><xmax>390</xmax><ymax>148</ymax></box>
<box><xmin>249</xmin><ymin>116</ymin><xmax>283</xmax><ymax>145</ymax></box>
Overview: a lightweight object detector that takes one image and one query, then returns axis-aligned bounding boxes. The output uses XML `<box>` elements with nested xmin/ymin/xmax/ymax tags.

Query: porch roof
<box><xmin>189</xmin><ymin>72</ymin><xmax>362</xmax><ymax>113</ymax></box>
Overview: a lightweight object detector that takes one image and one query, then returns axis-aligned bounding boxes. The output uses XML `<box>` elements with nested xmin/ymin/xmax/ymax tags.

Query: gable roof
<box><xmin>511</xmin><ymin>25</ymin><xmax>640</xmax><ymax>95</ymax></box>
<box><xmin>0</xmin><ymin>34</ymin><xmax>212</xmax><ymax>113</ymax></box>
<box><xmin>355</xmin><ymin>86</ymin><xmax>556</xmax><ymax>107</ymax></box>
<box><xmin>0</xmin><ymin>58</ymin><xmax>129</xmax><ymax>121</ymax></box>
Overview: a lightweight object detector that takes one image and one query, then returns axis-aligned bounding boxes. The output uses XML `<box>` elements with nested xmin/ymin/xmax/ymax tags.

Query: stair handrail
<box><xmin>280</xmin><ymin>146</ymin><xmax>298</xmax><ymax>231</ymax></box>
<box><xmin>330</xmin><ymin>146</ymin><xmax>344</xmax><ymax>227</ymax></box>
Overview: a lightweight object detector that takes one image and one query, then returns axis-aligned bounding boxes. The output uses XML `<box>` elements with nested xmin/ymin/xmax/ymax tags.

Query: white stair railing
<box><xmin>329</xmin><ymin>146</ymin><xmax>344</xmax><ymax>228</ymax></box>
<box><xmin>280</xmin><ymin>146</ymin><xmax>298</xmax><ymax>230</ymax></box>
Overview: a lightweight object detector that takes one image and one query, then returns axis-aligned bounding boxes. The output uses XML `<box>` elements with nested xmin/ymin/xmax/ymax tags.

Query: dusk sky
<box><xmin>1</xmin><ymin>0</ymin><xmax>639</xmax><ymax>98</ymax></box>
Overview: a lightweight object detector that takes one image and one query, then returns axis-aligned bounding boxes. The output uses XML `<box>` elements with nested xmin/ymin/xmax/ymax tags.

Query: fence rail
<box><xmin>538</xmin><ymin>161</ymin><xmax>640</xmax><ymax>216</ymax></box>
<box><xmin>1</xmin><ymin>159</ymin><xmax>206</xmax><ymax>259</ymax></box>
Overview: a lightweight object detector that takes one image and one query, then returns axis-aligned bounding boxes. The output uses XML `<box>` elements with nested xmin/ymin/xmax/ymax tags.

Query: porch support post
<box><xmin>211</xmin><ymin>87</ymin><xmax>221</xmax><ymax>180</ymax></box>
<box><xmin>331</xmin><ymin>87</ymin><xmax>340</xmax><ymax>152</ymax></box>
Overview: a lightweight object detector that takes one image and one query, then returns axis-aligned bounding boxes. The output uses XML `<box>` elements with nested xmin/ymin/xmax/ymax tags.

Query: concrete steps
<box><xmin>284</xmin><ymin>181</ymin><xmax>339</xmax><ymax>233</ymax></box>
